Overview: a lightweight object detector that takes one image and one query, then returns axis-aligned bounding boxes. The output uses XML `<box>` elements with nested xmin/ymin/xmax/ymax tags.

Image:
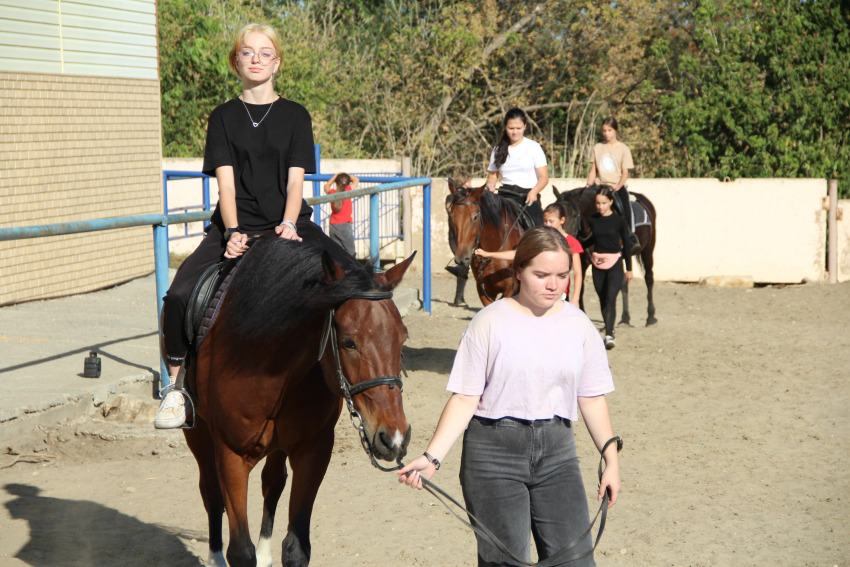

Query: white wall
<box><xmin>0</xmin><ymin>0</ymin><xmax>159</xmax><ymax>79</ymax></box>
<box><xmin>419</xmin><ymin>178</ymin><xmax>828</xmax><ymax>284</ymax></box>
<box><xmin>838</xmin><ymin>199</ymin><xmax>850</xmax><ymax>283</ymax></box>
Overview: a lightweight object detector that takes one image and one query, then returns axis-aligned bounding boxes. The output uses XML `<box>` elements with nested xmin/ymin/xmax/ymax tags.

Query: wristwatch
<box><xmin>223</xmin><ymin>227</ymin><xmax>240</xmax><ymax>242</ymax></box>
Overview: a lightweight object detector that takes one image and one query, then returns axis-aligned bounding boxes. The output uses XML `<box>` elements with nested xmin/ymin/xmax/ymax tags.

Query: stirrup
<box><xmin>158</xmin><ymin>383</ymin><xmax>197</xmax><ymax>429</ymax></box>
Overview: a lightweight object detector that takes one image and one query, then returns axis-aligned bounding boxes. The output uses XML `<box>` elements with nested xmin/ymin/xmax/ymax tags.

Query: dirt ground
<box><xmin>0</xmin><ymin>273</ymin><xmax>848</xmax><ymax>567</ymax></box>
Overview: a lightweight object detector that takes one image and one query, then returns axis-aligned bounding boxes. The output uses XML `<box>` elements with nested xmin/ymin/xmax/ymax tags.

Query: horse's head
<box><xmin>319</xmin><ymin>252</ymin><xmax>415</xmax><ymax>464</ymax></box>
<box><xmin>447</xmin><ymin>180</ymin><xmax>486</xmax><ymax>267</ymax></box>
<box><xmin>553</xmin><ymin>184</ymin><xmax>593</xmax><ymax>241</ymax></box>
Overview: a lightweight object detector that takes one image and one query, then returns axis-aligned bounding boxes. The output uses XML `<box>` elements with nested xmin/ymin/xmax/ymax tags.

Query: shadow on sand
<box><xmin>402</xmin><ymin>345</ymin><xmax>457</xmax><ymax>376</ymax></box>
<box><xmin>4</xmin><ymin>483</ymin><xmax>201</xmax><ymax>567</ymax></box>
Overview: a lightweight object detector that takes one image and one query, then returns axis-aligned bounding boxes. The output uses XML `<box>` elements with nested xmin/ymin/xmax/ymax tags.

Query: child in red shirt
<box><xmin>324</xmin><ymin>172</ymin><xmax>359</xmax><ymax>257</ymax></box>
<box><xmin>475</xmin><ymin>202</ymin><xmax>583</xmax><ymax>306</ymax></box>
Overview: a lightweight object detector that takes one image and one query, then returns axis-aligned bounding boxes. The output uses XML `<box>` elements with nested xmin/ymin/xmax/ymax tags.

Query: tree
<box><xmin>657</xmin><ymin>0</ymin><xmax>850</xmax><ymax>195</ymax></box>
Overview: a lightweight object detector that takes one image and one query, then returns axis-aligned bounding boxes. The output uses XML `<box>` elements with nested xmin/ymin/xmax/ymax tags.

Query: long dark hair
<box><xmin>493</xmin><ymin>107</ymin><xmax>528</xmax><ymax>170</ymax></box>
<box><xmin>602</xmin><ymin>117</ymin><xmax>619</xmax><ymax>140</ymax></box>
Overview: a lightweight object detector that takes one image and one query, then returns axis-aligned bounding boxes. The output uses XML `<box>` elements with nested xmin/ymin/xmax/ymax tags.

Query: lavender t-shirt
<box><xmin>446</xmin><ymin>300</ymin><xmax>614</xmax><ymax>421</ymax></box>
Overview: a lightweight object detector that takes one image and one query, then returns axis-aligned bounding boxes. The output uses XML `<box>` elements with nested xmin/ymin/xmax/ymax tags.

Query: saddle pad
<box><xmin>194</xmin><ymin>259</ymin><xmax>242</xmax><ymax>350</ymax></box>
<box><xmin>631</xmin><ymin>201</ymin><xmax>651</xmax><ymax>228</ymax></box>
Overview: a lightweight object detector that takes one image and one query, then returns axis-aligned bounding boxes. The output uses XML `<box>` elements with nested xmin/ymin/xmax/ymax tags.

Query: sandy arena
<box><xmin>0</xmin><ymin>273</ymin><xmax>847</xmax><ymax>566</ymax></box>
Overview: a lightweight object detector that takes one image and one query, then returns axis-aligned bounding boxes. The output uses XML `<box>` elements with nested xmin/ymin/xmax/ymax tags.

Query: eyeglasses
<box><xmin>237</xmin><ymin>50</ymin><xmax>277</xmax><ymax>64</ymax></box>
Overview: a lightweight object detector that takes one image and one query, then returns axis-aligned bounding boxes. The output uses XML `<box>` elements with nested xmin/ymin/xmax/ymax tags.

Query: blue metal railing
<box><xmin>0</xmin><ymin>177</ymin><xmax>432</xmax><ymax>391</ymax></box>
<box><xmin>162</xmin><ymin>170</ymin><xmax>212</xmax><ymax>240</ymax></box>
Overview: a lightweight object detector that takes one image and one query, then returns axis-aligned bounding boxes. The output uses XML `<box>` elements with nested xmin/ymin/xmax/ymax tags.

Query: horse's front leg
<box><xmin>281</xmin><ymin>423</ymin><xmax>335</xmax><ymax>567</ymax></box>
<box><xmin>184</xmin><ymin>416</ymin><xmax>227</xmax><ymax>567</ymax></box>
<box><xmin>256</xmin><ymin>450</ymin><xmax>289</xmax><ymax>567</ymax></box>
<box><xmin>216</xmin><ymin>443</ymin><xmax>257</xmax><ymax>567</ymax></box>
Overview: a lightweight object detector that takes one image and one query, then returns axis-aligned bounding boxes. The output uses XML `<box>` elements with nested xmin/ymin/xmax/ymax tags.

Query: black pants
<box><xmin>498</xmin><ymin>185</ymin><xmax>543</xmax><ymax>228</ymax></box>
<box><xmin>613</xmin><ymin>187</ymin><xmax>633</xmax><ymax>231</ymax></box>
<box><xmin>161</xmin><ymin>213</ymin><xmax>345</xmax><ymax>365</ymax></box>
<box><xmin>592</xmin><ymin>260</ymin><xmax>624</xmax><ymax>337</ymax></box>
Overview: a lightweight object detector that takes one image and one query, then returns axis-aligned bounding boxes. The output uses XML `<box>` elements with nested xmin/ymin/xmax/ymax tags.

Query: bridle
<box><xmin>449</xmin><ymin>195</ymin><xmax>526</xmax><ymax>303</ymax></box>
<box><xmin>318</xmin><ymin>290</ymin><xmax>408</xmax><ymax>472</ymax></box>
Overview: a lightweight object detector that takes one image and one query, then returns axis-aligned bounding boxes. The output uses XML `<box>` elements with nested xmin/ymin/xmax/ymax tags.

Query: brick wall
<box><xmin>0</xmin><ymin>72</ymin><xmax>162</xmax><ymax>305</ymax></box>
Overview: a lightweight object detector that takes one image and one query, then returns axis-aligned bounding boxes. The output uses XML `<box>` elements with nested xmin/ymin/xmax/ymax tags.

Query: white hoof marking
<box><xmin>207</xmin><ymin>550</ymin><xmax>227</xmax><ymax>567</ymax></box>
<box><xmin>256</xmin><ymin>536</ymin><xmax>273</xmax><ymax>567</ymax></box>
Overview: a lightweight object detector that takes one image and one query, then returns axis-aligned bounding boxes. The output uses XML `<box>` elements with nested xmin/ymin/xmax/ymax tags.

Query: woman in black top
<box><xmin>586</xmin><ymin>187</ymin><xmax>633</xmax><ymax>350</ymax></box>
<box><xmin>155</xmin><ymin>23</ymin><xmax>348</xmax><ymax>429</ymax></box>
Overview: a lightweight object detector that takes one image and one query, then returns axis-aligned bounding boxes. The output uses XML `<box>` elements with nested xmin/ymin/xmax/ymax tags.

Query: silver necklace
<box><xmin>240</xmin><ymin>97</ymin><xmax>274</xmax><ymax>127</ymax></box>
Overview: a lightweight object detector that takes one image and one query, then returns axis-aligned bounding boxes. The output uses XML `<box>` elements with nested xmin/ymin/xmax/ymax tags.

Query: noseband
<box><xmin>318</xmin><ymin>290</ymin><xmax>407</xmax><ymax>472</ymax></box>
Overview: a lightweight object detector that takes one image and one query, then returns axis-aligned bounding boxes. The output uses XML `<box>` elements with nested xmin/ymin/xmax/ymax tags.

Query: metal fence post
<box><xmin>153</xmin><ymin>223</ymin><xmax>170</xmax><ymax>390</ymax></box>
<box><xmin>370</xmin><ymin>192</ymin><xmax>380</xmax><ymax>271</ymax></box>
<box><xmin>202</xmin><ymin>177</ymin><xmax>211</xmax><ymax>229</ymax></box>
<box><xmin>162</xmin><ymin>172</ymin><xmax>169</xmax><ymax>215</ymax></box>
<box><xmin>423</xmin><ymin>183</ymin><xmax>431</xmax><ymax>314</ymax></box>
<box><xmin>313</xmin><ymin>144</ymin><xmax>322</xmax><ymax>226</ymax></box>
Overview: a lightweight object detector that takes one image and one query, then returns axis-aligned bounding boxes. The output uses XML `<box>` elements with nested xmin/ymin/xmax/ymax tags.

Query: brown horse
<box><xmin>446</xmin><ymin>180</ymin><xmax>523</xmax><ymax>306</ymax></box>
<box><xmin>177</xmin><ymin>236</ymin><xmax>414</xmax><ymax>567</ymax></box>
<box><xmin>554</xmin><ymin>185</ymin><xmax>658</xmax><ymax>327</ymax></box>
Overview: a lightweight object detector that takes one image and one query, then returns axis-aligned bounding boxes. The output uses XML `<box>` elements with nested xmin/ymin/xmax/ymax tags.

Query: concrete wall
<box><xmin>418</xmin><ymin>178</ymin><xmax>828</xmax><ymax>284</ymax></box>
<box><xmin>0</xmin><ymin>72</ymin><xmax>162</xmax><ymax>305</ymax></box>
<box><xmin>838</xmin><ymin>199</ymin><xmax>850</xmax><ymax>283</ymax></box>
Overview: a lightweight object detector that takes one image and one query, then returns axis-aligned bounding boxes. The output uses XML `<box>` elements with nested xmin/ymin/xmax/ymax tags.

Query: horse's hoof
<box><xmin>646</xmin><ymin>317</ymin><xmax>658</xmax><ymax>326</ymax></box>
<box><xmin>618</xmin><ymin>320</ymin><xmax>632</xmax><ymax>327</ymax></box>
<box><xmin>450</xmin><ymin>301</ymin><xmax>468</xmax><ymax>308</ymax></box>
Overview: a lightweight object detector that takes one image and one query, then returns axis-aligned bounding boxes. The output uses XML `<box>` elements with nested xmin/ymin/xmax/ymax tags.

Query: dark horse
<box><xmin>175</xmin><ymin>236</ymin><xmax>415</xmax><ymax>567</ymax></box>
<box><xmin>447</xmin><ymin>179</ymin><xmax>523</xmax><ymax>306</ymax></box>
<box><xmin>554</xmin><ymin>185</ymin><xmax>658</xmax><ymax>327</ymax></box>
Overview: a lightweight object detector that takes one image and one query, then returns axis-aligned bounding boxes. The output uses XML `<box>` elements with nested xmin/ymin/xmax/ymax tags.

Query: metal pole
<box><xmin>162</xmin><ymin>172</ymin><xmax>169</xmax><ymax>215</ymax></box>
<box><xmin>153</xmin><ymin>223</ymin><xmax>171</xmax><ymax>390</ymax></box>
<box><xmin>402</xmin><ymin>157</ymin><xmax>412</xmax><ymax>258</ymax></box>
<box><xmin>313</xmin><ymin>144</ymin><xmax>322</xmax><ymax>227</ymax></box>
<box><xmin>828</xmin><ymin>179</ymin><xmax>838</xmax><ymax>284</ymax></box>
<box><xmin>370</xmin><ymin>191</ymin><xmax>380</xmax><ymax>272</ymax></box>
<box><xmin>202</xmin><ymin>177</ymin><xmax>210</xmax><ymax>229</ymax></box>
<box><xmin>423</xmin><ymin>183</ymin><xmax>432</xmax><ymax>314</ymax></box>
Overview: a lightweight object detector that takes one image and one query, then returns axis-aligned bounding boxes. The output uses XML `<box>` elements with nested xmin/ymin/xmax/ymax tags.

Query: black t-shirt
<box><xmin>203</xmin><ymin>97</ymin><xmax>316</xmax><ymax>231</ymax></box>
<box><xmin>586</xmin><ymin>213</ymin><xmax>632</xmax><ymax>270</ymax></box>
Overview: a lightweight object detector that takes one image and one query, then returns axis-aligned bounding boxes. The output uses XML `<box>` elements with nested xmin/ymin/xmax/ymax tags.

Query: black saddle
<box><xmin>496</xmin><ymin>189</ymin><xmax>536</xmax><ymax>230</ymax></box>
<box><xmin>184</xmin><ymin>259</ymin><xmax>240</xmax><ymax>351</ymax></box>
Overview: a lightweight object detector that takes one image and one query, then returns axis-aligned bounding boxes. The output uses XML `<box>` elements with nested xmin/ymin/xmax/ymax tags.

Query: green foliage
<box><xmin>659</xmin><ymin>0</ymin><xmax>850</xmax><ymax>195</ymax></box>
<box><xmin>157</xmin><ymin>0</ymin><xmax>850</xmax><ymax>194</ymax></box>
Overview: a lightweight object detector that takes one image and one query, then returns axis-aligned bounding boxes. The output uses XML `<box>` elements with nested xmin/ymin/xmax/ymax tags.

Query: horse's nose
<box><xmin>376</xmin><ymin>426</ymin><xmax>410</xmax><ymax>459</ymax></box>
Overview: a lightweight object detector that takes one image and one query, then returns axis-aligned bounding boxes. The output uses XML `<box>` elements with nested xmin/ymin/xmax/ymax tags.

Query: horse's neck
<box><xmin>481</xmin><ymin>205</ymin><xmax>518</xmax><ymax>250</ymax></box>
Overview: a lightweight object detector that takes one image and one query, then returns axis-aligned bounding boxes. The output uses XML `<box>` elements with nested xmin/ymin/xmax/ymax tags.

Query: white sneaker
<box><xmin>605</xmin><ymin>335</ymin><xmax>616</xmax><ymax>350</ymax></box>
<box><xmin>154</xmin><ymin>390</ymin><xmax>186</xmax><ymax>429</ymax></box>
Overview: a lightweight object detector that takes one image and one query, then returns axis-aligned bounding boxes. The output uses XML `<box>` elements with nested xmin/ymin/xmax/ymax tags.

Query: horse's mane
<box><xmin>451</xmin><ymin>187</ymin><xmax>515</xmax><ymax>229</ymax></box>
<box><xmin>225</xmin><ymin>236</ymin><xmax>380</xmax><ymax>339</ymax></box>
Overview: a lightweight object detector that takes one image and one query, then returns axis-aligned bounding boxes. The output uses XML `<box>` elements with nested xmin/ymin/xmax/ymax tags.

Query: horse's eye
<box><xmin>471</xmin><ymin>214</ymin><xmax>479</xmax><ymax>221</ymax></box>
<box><xmin>342</xmin><ymin>338</ymin><xmax>357</xmax><ymax>350</ymax></box>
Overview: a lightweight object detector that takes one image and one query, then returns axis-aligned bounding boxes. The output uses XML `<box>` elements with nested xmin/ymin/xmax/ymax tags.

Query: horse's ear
<box><xmin>552</xmin><ymin>185</ymin><xmax>561</xmax><ymax>198</ymax></box>
<box><xmin>374</xmin><ymin>252</ymin><xmax>417</xmax><ymax>291</ymax></box>
<box><xmin>321</xmin><ymin>250</ymin><xmax>347</xmax><ymax>283</ymax></box>
<box><xmin>448</xmin><ymin>178</ymin><xmax>458</xmax><ymax>195</ymax></box>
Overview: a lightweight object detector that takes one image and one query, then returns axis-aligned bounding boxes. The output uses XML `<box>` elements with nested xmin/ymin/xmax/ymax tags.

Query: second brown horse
<box><xmin>446</xmin><ymin>179</ymin><xmax>522</xmax><ymax>306</ymax></box>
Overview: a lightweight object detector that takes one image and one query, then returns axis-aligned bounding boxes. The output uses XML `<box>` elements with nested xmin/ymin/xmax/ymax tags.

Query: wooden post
<box><xmin>402</xmin><ymin>157</ymin><xmax>413</xmax><ymax>258</ymax></box>
<box><xmin>828</xmin><ymin>179</ymin><xmax>838</xmax><ymax>284</ymax></box>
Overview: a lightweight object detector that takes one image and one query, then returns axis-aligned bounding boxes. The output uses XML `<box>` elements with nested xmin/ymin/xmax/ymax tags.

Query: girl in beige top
<box><xmin>585</xmin><ymin>117</ymin><xmax>636</xmax><ymax>242</ymax></box>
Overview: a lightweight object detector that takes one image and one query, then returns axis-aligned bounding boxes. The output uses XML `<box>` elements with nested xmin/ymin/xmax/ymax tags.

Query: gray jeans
<box><xmin>329</xmin><ymin>222</ymin><xmax>356</xmax><ymax>257</ymax></box>
<box><xmin>460</xmin><ymin>416</ymin><xmax>595</xmax><ymax>567</ymax></box>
